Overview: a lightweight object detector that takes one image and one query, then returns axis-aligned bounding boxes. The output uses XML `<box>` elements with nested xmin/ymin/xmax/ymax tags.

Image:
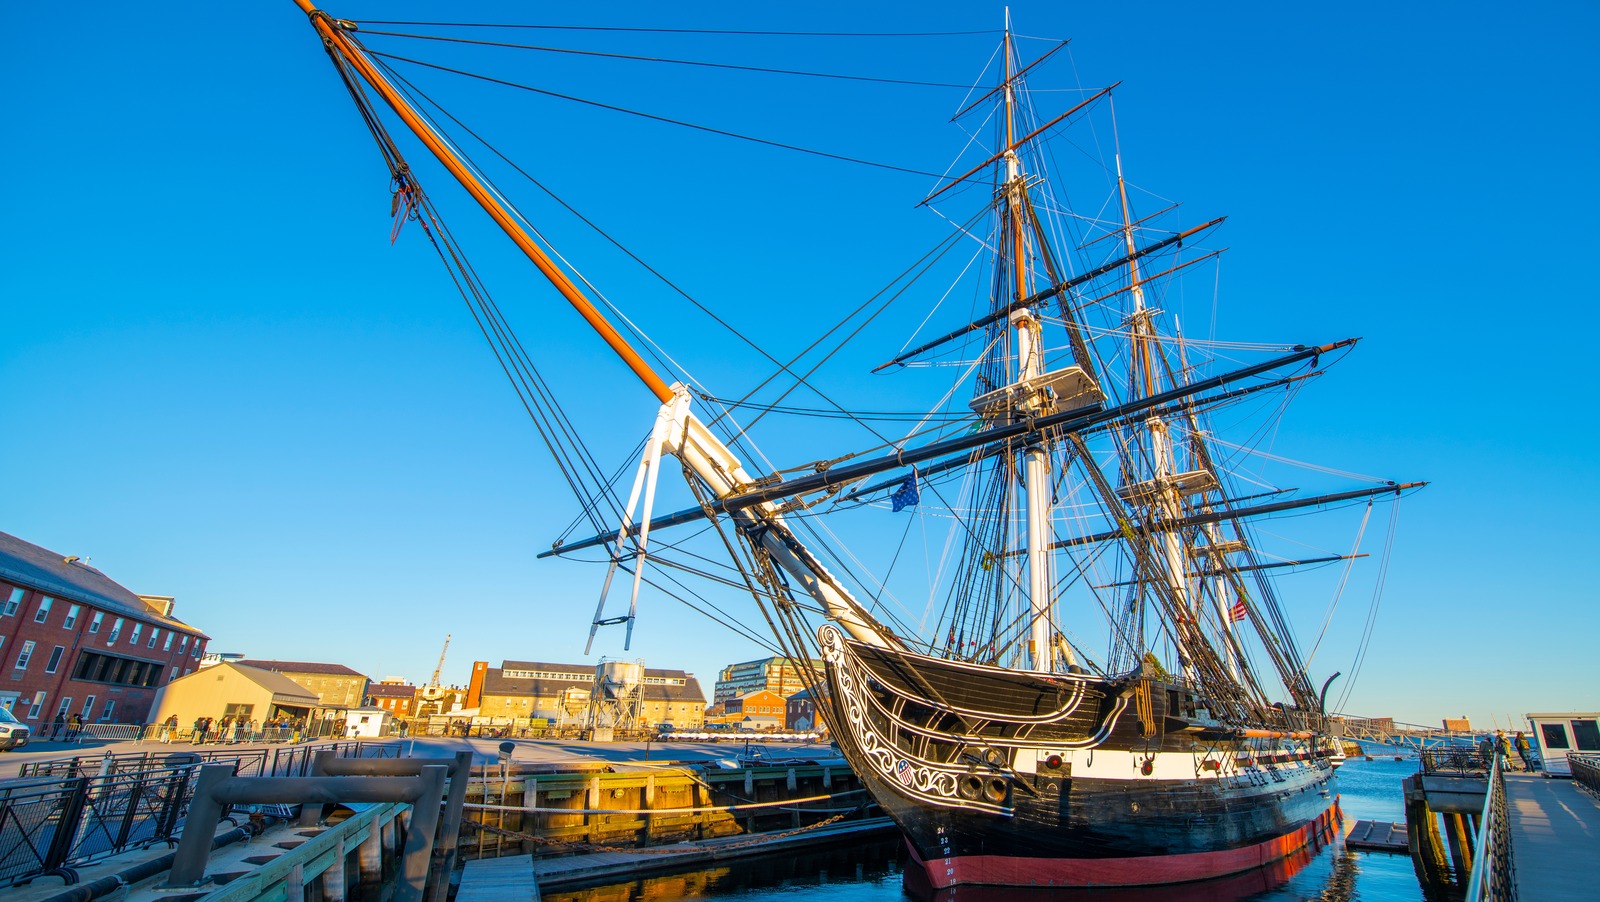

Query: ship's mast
<box><xmin>1116</xmin><ymin>155</ymin><xmax>1199</xmax><ymax>682</ymax></box>
<box><xmin>999</xmin><ymin>23</ymin><xmax>1057</xmax><ymax>672</ymax></box>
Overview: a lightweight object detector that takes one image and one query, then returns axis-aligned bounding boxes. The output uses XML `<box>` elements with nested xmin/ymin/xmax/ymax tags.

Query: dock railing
<box><xmin>1421</xmin><ymin>747</ymin><xmax>1490</xmax><ymax>775</ymax></box>
<box><xmin>1569</xmin><ymin>752</ymin><xmax>1600</xmax><ymax>798</ymax></box>
<box><xmin>0</xmin><ymin>741</ymin><xmax>399</xmax><ymax>888</ymax></box>
<box><xmin>14</xmin><ymin>740</ymin><xmax>397</xmax><ymax>781</ymax></box>
<box><xmin>0</xmin><ymin>765</ymin><xmax>195</xmax><ymax>887</ymax></box>
<box><xmin>1462</xmin><ymin>752</ymin><xmax>1516</xmax><ymax>902</ymax></box>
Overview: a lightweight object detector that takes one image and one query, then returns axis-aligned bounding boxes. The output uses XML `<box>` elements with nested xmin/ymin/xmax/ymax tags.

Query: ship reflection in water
<box><xmin>542</xmin><ymin>832</ymin><xmax>1365</xmax><ymax>902</ymax></box>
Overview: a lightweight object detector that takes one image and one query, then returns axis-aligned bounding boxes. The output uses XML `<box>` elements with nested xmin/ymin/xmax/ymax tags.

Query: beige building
<box><xmin>237</xmin><ymin>660</ymin><xmax>369</xmax><ymax>710</ymax></box>
<box><xmin>467</xmin><ymin>660</ymin><xmax>707</xmax><ymax>730</ymax></box>
<box><xmin>149</xmin><ymin>662</ymin><xmax>318</xmax><ymax>727</ymax></box>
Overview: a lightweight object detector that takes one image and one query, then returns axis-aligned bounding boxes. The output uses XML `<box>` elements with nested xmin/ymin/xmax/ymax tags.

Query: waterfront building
<box><xmin>466</xmin><ymin>659</ymin><xmax>707</xmax><ymax>730</ymax></box>
<box><xmin>711</xmin><ymin>656</ymin><xmax>823</xmax><ymax>704</ymax></box>
<box><xmin>235</xmin><ymin>660</ymin><xmax>370</xmax><ymax>710</ymax></box>
<box><xmin>707</xmin><ymin>689</ymin><xmax>786</xmax><ymax>731</ymax></box>
<box><xmin>366</xmin><ymin>678</ymin><xmax>418</xmax><ymax>717</ymax></box>
<box><xmin>0</xmin><ymin>530</ymin><xmax>209</xmax><ymax>726</ymax></box>
<box><xmin>786</xmin><ymin>687</ymin><xmax>820</xmax><ymax>732</ymax></box>
<box><xmin>150</xmin><ymin>662</ymin><xmax>318</xmax><ymax>730</ymax></box>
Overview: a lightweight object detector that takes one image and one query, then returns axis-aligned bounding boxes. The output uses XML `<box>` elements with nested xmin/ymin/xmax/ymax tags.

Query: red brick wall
<box><xmin>0</xmin><ymin>580</ymin><xmax>207</xmax><ymax>726</ymax></box>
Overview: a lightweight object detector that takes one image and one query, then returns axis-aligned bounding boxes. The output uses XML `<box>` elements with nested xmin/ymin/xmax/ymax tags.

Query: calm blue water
<box><xmin>542</xmin><ymin>755</ymin><xmax>1429</xmax><ymax>902</ymax></box>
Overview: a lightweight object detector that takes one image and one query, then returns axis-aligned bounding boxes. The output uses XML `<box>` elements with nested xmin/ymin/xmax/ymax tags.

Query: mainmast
<box><xmin>999</xmin><ymin>23</ymin><xmax>1060</xmax><ymax>672</ymax></box>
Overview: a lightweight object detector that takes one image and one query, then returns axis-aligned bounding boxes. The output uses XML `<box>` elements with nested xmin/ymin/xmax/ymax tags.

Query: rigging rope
<box><xmin>365</xmin><ymin>49</ymin><xmax>952</xmax><ymax>179</ymax></box>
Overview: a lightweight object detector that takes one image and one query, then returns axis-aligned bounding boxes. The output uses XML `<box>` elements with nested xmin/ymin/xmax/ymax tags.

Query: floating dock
<box><xmin>1345</xmin><ymin>819</ymin><xmax>1407</xmax><ymax>852</ymax></box>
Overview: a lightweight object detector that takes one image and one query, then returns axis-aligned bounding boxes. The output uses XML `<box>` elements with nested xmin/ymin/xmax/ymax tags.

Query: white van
<box><xmin>0</xmin><ymin>705</ymin><xmax>30</xmax><ymax>750</ymax></box>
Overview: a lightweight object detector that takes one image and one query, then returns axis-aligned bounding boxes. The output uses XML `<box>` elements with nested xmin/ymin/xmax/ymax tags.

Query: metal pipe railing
<box><xmin>1463</xmin><ymin>751</ymin><xmax>1517</xmax><ymax>901</ymax></box>
<box><xmin>1569</xmin><ymin>752</ymin><xmax>1600</xmax><ymax>797</ymax></box>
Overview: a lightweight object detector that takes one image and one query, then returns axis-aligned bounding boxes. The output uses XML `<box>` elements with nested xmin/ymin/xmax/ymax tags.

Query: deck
<box><xmin>1506</xmin><ymin>774</ymin><xmax>1600</xmax><ymax>900</ymax></box>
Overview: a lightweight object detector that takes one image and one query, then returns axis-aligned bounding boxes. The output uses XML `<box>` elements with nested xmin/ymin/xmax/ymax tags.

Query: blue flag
<box><xmin>890</xmin><ymin>471</ymin><xmax>920</xmax><ymax>512</ymax></box>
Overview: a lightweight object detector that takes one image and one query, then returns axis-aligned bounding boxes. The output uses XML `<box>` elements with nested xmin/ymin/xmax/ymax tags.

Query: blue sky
<box><xmin>3</xmin><ymin>1</ymin><xmax>1596</xmax><ymax>728</ymax></box>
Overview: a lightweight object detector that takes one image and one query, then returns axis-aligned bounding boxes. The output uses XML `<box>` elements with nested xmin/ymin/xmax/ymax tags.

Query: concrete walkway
<box><xmin>1505</xmin><ymin>774</ymin><xmax>1600</xmax><ymax>899</ymax></box>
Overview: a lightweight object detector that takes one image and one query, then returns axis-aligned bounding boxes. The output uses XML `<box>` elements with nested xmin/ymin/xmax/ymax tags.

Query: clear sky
<box><xmin>3</xmin><ymin>1</ymin><xmax>1595</xmax><ymax>729</ymax></box>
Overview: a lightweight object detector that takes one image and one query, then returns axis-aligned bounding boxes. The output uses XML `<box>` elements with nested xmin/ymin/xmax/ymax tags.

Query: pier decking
<box><xmin>1506</xmin><ymin>774</ymin><xmax>1600</xmax><ymax>900</ymax></box>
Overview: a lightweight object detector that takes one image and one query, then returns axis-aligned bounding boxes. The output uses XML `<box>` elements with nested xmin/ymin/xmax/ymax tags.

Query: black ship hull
<box><xmin>817</xmin><ymin>625</ymin><xmax>1341</xmax><ymax>888</ymax></box>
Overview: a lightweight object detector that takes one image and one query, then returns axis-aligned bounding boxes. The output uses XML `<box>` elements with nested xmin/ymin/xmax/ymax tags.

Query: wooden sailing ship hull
<box><xmin>817</xmin><ymin>625</ymin><xmax>1341</xmax><ymax>888</ymax></box>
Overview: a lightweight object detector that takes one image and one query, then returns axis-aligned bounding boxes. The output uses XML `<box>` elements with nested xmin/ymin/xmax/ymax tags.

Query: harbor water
<box><xmin>542</xmin><ymin>755</ymin><xmax>1428</xmax><ymax>902</ymax></box>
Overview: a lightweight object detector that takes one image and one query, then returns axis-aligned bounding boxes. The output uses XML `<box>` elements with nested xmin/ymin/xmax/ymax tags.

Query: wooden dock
<box><xmin>458</xmin><ymin>854</ymin><xmax>541</xmax><ymax>902</ymax></box>
<box><xmin>1344</xmin><ymin>819</ymin><xmax>1407</xmax><ymax>852</ymax></box>
<box><xmin>1506</xmin><ymin>774</ymin><xmax>1600</xmax><ymax>900</ymax></box>
<box><xmin>530</xmin><ymin>815</ymin><xmax>897</xmax><ymax>889</ymax></box>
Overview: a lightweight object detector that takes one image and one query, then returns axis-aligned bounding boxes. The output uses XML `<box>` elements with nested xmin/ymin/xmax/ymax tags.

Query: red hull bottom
<box><xmin>908</xmin><ymin>800</ymin><xmax>1344</xmax><ymax>888</ymax></box>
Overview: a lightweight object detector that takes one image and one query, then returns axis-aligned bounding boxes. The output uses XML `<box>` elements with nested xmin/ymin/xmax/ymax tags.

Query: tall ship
<box><xmin>288</xmin><ymin>3</ymin><xmax>1421</xmax><ymax>888</ymax></box>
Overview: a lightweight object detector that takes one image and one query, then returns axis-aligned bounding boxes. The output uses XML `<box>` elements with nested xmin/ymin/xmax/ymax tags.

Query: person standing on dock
<box><xmin>1514</xmin><ymin>731</ymin><xmax>1535</xmax><ymax>772</ymax></box>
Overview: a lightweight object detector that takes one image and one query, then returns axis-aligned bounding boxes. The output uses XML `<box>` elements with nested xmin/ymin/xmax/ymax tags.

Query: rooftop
<box><xmin>237</xmin><ymin>660</ymin><xmax>368</xmax><ymax>678</ymax></box>
<box><xmin>0</xmin><ymin>530</ymin><xmax>209</xmax><ymax>637</ymax></box>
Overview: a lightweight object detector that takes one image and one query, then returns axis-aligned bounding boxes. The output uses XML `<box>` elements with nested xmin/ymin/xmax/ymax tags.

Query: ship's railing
<box><xmin>1463</xmin><ymin>752</ymin><xmax>1516</xmax><ymax>902</ymax></box>
<box><xmin>1421</xmin><ymin>747</ymin><xmax>1491</xmax><ymax>775</ymax></box>
<box><xmin>1569</xmin><ymin>752</ymin><xmax>1600</xmax><ymax>798</ymax></box>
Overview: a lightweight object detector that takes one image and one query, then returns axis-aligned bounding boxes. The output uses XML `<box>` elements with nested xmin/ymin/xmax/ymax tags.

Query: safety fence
<box><xmin>0</xmin><ymin>741</ymin><xmax>400</xmax><ymax>888</ymax></box>
<box><xmin>1421</xmin><ymin>746</ymin><xmax>1491</xmax><ymax>775</ymax></box>
<box><xmin>14</xmin><ymin>740</ymin><xmax>398</xmax><ymax>780</ymax></box>
<box><xmin>0</xmin><ymin>765</ymin><xmax>194</xmax><ymax>887</ymax></box>
<box><xmin>1570</xmin><ymin>752</ymin><xmax>1600</xmax><ymax>798</ymax></box>
<box><xmin>1463</xmin><ymin>752</ymin><xmax>1516</xmax><ymax>902</ymax></box>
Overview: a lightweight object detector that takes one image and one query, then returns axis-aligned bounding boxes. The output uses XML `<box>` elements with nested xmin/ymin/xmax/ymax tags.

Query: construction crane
<box><xmin>430</xmin><ymin>634</ymin><xmax>451</xmax><ymax>688</ymax></box>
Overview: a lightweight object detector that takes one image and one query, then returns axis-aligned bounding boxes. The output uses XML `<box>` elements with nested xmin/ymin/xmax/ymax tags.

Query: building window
<box><xmin>108</xmin><ymin>618</ymin><xmax>123</xmax><ymax>643</ymax></box>
<box><xmin>2</xmin><ymin>588</ymin><xmax>21</xmax><ymax>616</ymax></box>
<box><xmin>45</xmin><ymin>646</ymin><xmax>64</xmax><ymax>674</ymax></box>
<box><xmin>63</xmin><ymin>604</ymin><xmax>81</xmax><ymax>629</ymax></box>
<box><xmin>89</xmin><ymin>612</ymin><xmax>103</xmax><ymax>633</ymax></box>
<box><xmin>99</xmin><ymin>699</ymin><xmax>115</xmax><ymax>722</ymax></box>
<box><xmin>177</xmin><ymin>636</ymin><xmax>187</xmax><ymax>654</ymax></box>
<box><xmin>192</xmin><ymin>643</ymin><xmax>201</xmax><ymax>658</ymax></box>
<box><xmin>164</xmin><ymin>633</ymin><xmax>174</xmax><ymax>651</ymax></box>
<box><xmin>33</xmin><ymin>598</ymin><xmax>53</xmax><ymax>624</ymax></box>
<box><xmin>80</xmin><ymin>696</ymin><xmax>96</xmax><ymax>718</ymax></box>
<box><xmin>15</xmin><ymin>641</ymin><xmax>36</xmax><ymax>670</ymax></box>
<box><xmin>55</xmin><ymin>697</ymin><xmax>72</xmax><ymax>717</ymax></box>
<box><xmin>170</xmin><ymin>665</ymin><xmax>178</xmax><ymax>681</ymax></box>
<box><xmin>28</xmin><ymin>691</ymin><xmax>47</xmax><ymax>719</ymax></box>
<box><xmin>129</xmin><ymin>623</ymin><xmax>142</xmax><ymax>645</ymax></box>
<box><xmin>148</xmin><ymin>628</ymin><xmax>160</xmax><ymax>648</ymax></box>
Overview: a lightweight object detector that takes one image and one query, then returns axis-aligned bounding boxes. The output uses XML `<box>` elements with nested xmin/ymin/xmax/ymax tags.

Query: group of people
<box><xmin>1481</xmin><ymin>729</ymin><xmax>1538</xmax><ymax>772</ymax></box>
<box><xmin>46</xmin><ymin>712</ymin><xmax>86</xmax><ymax>742</ymax></box>
<box><xmin>153</xmin><ymin>714</ymin><xmax>310</xmax><ymax>744</ymax></box>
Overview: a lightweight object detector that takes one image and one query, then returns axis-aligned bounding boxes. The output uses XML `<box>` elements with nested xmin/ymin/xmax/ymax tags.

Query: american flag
<box><xmin>896</xmin><ymin>758</ymin><xmax>916</xmax><ymax>786</ymax></box>
<box><xmin>1229</xmin><ymin>600</ymin><xmax>1248</xmax><ymax>622</ymax></box>
<box><xmin>890</xmin><ymin>471</ymin><xmax>920</xmax><ymax>512</ymax></box>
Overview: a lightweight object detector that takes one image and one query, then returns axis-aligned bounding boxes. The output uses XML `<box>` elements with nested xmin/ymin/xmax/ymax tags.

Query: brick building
<box><xmin>708</xmin><ymin>689</ymin><xmax>786</xmax><ymax>730</ymax></box>
<box><xmin>711</xmin><ymin>656</ymin><xmax>823</xmax><ymax>704</ymax></box>
<box><xmin>235</xmin><ymin>660</ymin><xmax>369</xmax><ymax>710</ymax></box>
<box><xmin>0</xmin><ymin>531</ymin><xmax>209</xmax><ymax>726</ymax></box>
<box><xmin>366</xmin><ymin>680</ymin><xmax>418</xmax><ymax>717</ymax></box>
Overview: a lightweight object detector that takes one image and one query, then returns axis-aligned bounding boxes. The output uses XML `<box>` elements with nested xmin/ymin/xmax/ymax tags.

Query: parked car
<box><xmin>0</xmin><ymin>706</ymin><xmax>30</xmax><ymax>750</ymax></box>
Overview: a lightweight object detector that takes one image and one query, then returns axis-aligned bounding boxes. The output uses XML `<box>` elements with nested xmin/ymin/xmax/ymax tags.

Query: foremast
<box><xmin>288</xmin><ymin>0</ymin><xmax>897</xmax><ymax>651</ymax></box>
